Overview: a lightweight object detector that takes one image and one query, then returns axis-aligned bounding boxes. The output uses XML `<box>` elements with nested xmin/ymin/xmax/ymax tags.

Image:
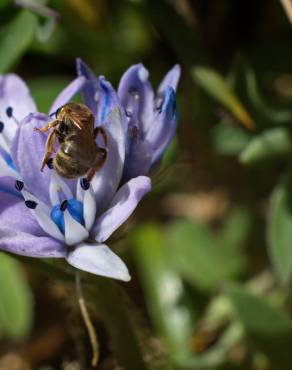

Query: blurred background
<box><xmin>2</xmin><ymin>0</ymin><xmax>292</xmax><ymax>369</ymax></box>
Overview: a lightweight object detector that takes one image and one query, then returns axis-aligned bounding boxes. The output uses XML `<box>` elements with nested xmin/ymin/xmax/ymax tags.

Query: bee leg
<box><xmin>34</xmin><ymin>119</ymin><xmax>61</xmax><ymax>133</ymax></box>
<box><xmin>86</xmin><ymin>168</ymin><xmax>96</xmax><ymax>182</ymax></box>
<box><xmin>40</xmin><ymin>130</ymin><xmax>57</xmax><ymax>172</ymax></box>
<box><xmin>94</xmin><ymin>126</ymin><xmax>109</xmax><ymax>149</ymax></box>
<box><xmin>86</xmin><ymin>148</ymin><xmax>108</xmax><ymax>182</ymax></box>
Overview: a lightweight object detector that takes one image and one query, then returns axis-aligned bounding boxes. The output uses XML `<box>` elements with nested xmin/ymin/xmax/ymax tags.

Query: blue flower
<box><xmin>0</xmin><ymin>72</ymin><xmax>151</xmax><ymax>281</ymax></box>
<box><xmin>76</xmin><ymin>60</ymin><xmax>181</xmax><ymax>182</ymax></box>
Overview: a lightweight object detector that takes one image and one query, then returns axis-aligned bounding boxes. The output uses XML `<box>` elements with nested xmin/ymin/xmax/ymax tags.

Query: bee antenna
<box><xmin>50</xmin><ymin>105</ymin><xmax>64</xmax><ymax>117</ymax></box>
<box><xmin>49</xmin><ymin>110</ymin><xmax>58</xmax><ymax>117</ymax></box>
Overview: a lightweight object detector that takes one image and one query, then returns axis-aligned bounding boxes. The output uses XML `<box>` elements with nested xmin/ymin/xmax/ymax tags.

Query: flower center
<box><xmin>51</xmin><ymin>198</ymin><xmax>84</xmax><ymax>234</ymax></box>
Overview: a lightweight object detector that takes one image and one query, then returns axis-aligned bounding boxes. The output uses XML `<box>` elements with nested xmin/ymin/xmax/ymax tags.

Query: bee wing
<box><xmin>70</xmin><ymin>113</ymin><xmax>83</xmax><ymax>130</ymax></box>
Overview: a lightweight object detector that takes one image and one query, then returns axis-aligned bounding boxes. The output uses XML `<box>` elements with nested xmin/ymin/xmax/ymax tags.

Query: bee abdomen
<box><xmin>54</xmin><ymin>151</ymin><xmax>88</xmax><ymax>179</ymax></box>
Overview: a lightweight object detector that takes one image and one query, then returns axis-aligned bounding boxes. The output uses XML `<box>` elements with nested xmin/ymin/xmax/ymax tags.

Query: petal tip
<box><xmin>138</xmin><ymin>65</ymin><xmax>149</xmax><ymax>83</ymax></box>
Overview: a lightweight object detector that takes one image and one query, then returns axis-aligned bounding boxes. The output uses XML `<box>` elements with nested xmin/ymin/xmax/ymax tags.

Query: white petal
<box><xmin>30</xmin><ymin>207</ymin><xmax>65</xmax><ymax>242</ymax></box>
<box><xmin>21</xmin><ymin>189</ymin><xmax>64</xmax><ymax>242</ymax></box>
<box><xmin>76</xmin><ymin>179</ymin><xmax>84</xmax><ymax>202</ymax></box>
<box><xmin>51</xmin><ymin>171</ymin><xmax>73</xmax><ymax>199</ymax></box>
<box><xmin>21</xmin><ymin>189</ymin><xmax>50</xmax><ymax>213</ymax></box>
<box><xmin>83</xmin><ymin>185</ymin><xmax>96</xmax><ymax>231</ymax></box>
<box><xmin>66</xmin><ymin>242</ymin><xmax>131</xmax><ymax>281</ymax></box>
<box><xmin>64</xmin><ymin>209</ymin><xmax>89</xmax><ymax>246</ymax></box>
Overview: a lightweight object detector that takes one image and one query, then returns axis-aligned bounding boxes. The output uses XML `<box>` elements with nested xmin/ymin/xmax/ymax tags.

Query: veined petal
<box><xmin>49</xmin><ymin>76</ymin><xmax>86</xmax><ymax>115</ymax></box>
<box><xmin>93</xmin><ymin>176</ymin><xmax>151</xmax><ymax>242</ymax></box>
<box><xmin>122</xmin><ymin>137</ymin><xmax>152</xmax><ymax>183</ymax></box>
<box><xmin>49</xmin><ymin>171</ymin><xmax>73</xmax><ymax>206</ymax></box>
<box><xmin>0</xmin><ymin>74</ymin><xmax>36</xmax><ymax>145</ymax></box>
<box><xmin>146</xmin><ymin>87</ymin><xmax>178</xmax><ymax>166</ymax></box>
<box><xmin>20</xmin><ymin>189</ymin><xmax>65</xmax><ymax>242</ymax></box>
<box><xmin>117</xmin><ymin>64</ymin><xmax>154</xmax><ymax>137</ymax></box>
<box><xmin>97</xmin><ymin>77</ymin><xmax>121</xmax><ymax>126</ymax></box>
<box><xmin>82</xmin><ymin>182</ymin><xmax>96</xmax><ymax>231</ymax></box>
<box><xmin>91</xmin><ymin>107</ymin><xmax>125</xmax><ymax>213</ymax></box>
<box><xmin>10</xmin><ymin>113</ymin><xmax>52</xmax><ymax>203</ymax></box>
<box><xmin>0</xmin><ymin>153</ymin><xmax>20</xmax><ymax>179</ymax></box>
<box><xmin>77</xmin><ymin>59</ymin><xmax>121</xmax><ymax>127</ymax></box>
<box><xmin>0</xmin><ymin>195</ymin><xmax>65</xmax><ymax>257</ymax></box>
<box><xmin>64</xmin><ymin>210</ymin><xmax>89</xmax><ymax>246</ymax></box>
<box><xmin>66</xmin><ymin>242</ymin><xmax>131</xmax><ymax>281</ymax></box>
<box><xmin>76</xmin><ymin>58</ymin><xmax>99</xmax><ymax>116</ymax></box>
<box><xmin>0</xmin><ymin>228</ymin><xmax>65</xmax><ymax>258</ymax></box>
<box><xmin>157</xmin><ymin>64</ymin><xmax>181</xmax><ymax>95</ymax></box>
<box><xmin>0</xmin><ymin>177</ymin><xmax>22</xmax><ymax>199</ymax></box>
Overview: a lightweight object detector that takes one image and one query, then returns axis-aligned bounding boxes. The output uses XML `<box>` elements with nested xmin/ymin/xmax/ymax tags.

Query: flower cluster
<box><xmin>0</xmin><ymin>60</ymin><xmax>180</xmax><ymax>281</ymax></box>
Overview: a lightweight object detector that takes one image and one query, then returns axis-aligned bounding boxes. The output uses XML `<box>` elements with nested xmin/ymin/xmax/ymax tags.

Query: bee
<box><xmin>34</xmin><ymin>103</ymin><xmax>108</xmax><ymax>181</ymax></box>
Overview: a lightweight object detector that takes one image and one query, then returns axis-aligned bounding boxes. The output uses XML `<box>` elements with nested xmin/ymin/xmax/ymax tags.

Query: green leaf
<box><xmin>193</xmin><ymin>66</ymin><xmax>255</xmax><ymax>130</ymax></box>
<box><xmin>243</xmin><ymin>61</ymin><xmax>292</xmax><ymax>124</ymax></box>
<box><xmin>0</xmin><ymin>10</ymin><xmax>37</xmax><ymax>73</ymax></box>
<box><xmin>267</xmin><ymin>175</ymin><xmax>292</xmax><ymax>283</ymax></box>
<box><xmin>221</xmin><ymin>207</ymin><xmax>253</xmax><ymax>250</ymax></box>
<box><xmin>145</xmin><ymin>0</ymin><xmax>206</xmax><ymax>65</ymax></box>
<box><xmin>28</xmin><ymin>76</ymin><xmax>72</xmax><ymax>113</ymax></box>
<box><xmin>167</xmin><ymin>221</ymin><xmax>244</xmax><ymax>292</ymax></box>
<box><xmin>0</xmin><ymin>253</ymin><xmax>33</xmax><ymax>339</ymax></box>
<box><xmin>240</xmin><ymin>128</ymin><xmax>292</xmax><ymax>165</ymax></box>
<box><xmin>88</xmin><ymin>278</ymin><xmax>148</xmax><ymax>370</ymax></box>
<box><xmin>0</xmin><ymin>0</ymin><xmax>10</xmax><ymax>9</ymax></box>
<box><xmin>228</xmin><ymin>285</ymin><xmax>292</xmax><ymax>370</ymax></box>
<box><xmin>211</xmin><ymin>121</ymin><xmax>252</xmax><ymax>155</ymax></box>
<box><xmin>131</xmin><ymin>224</ymin><xmax>194</xmax><ymax>365</ymax></box>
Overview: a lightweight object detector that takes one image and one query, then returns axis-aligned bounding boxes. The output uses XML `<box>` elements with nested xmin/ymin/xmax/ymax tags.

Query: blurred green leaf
<box><xmin>88</xmin><ymin>278</ymin><xmax>148</xmax><ymax>370</ymax></box>
<box><xmin>167</xmin><ymin>221</ymin><xmax>245</xmax><ymax>292</ymax></box>
<box><xmin>131</xmin><ymin>224</ymin><xmax>194</xmax><ymax>365</ymax></box>
<box><xmin>0</xmin><ymin>253</ymin><xmax>33</xmax><ymax>339</ymax></box>
<box><xmin>211</xmin><ymin>121</ymin><xmax>252</xmax><ymax>155</ymax></box>
<box><xmin>243</xmin><ymin>61</ymin><xmax>292</xmax><ymax>124</ymax></box>
<box><xmin>193</xmin><ymin>66</ymin><xmax>255</xmax><ymax>130</ymax></box>
<box><xmin>0</xmin><ymin>10</ymin><xmax>37</xmax><ymax>73</ymax></box>
<box><xmin>240</xmin><ymin>128</ymin><xmax>292</xmax><ymax>165</ymax></box>
<box><xmin>145</xmin><ymin>0</ymin><xmax>206</xmax><ymax>65</ymax></box>
<box><xmin>267</xmin><ymin>174</ymin><xmax>292</xmax><ymax>283</ymax></box>
<box><xmin>228</xmin><ymin>285</ymin><xmax>292</xmax><ymax>370</ymax></box>
<box><xmin>28</xmin><ymin>76</ymin><xmax>72</xmax><ymax>112</ymax></box>
<box><xmin>0</xmin><ymin>0</ymin><xmax>9</xmax><ymax>9</ymax></box>
<box><xmin>221</xmin><ymin>207</ymin><xmax>253</xmax><ymax>250</ymax></box>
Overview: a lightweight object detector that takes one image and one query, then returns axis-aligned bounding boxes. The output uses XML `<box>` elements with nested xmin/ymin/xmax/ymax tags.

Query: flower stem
<box><xmin>75</xmin><ymin>271</ymin><xmax>99</xmax><ymax>367</ymax></box>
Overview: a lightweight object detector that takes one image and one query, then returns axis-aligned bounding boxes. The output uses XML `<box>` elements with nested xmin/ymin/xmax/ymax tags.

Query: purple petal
<box><xmin>76</xmin><ymin>60</ymin><xmax>122</xmax><ymax>128</ymax></box>
<box><xmin>49</xmin><ymin>76</ymin><xmax>86</xmax><ymax>115</ymax></box>
<box><xmin>10</xmin><ymin>113</ymin><xmax>52</xmax><ymax>204</ymax></box>
<box><xmin>146</xmin><ymin>87</ymin><xmax>178</xmax><ymax>166</ymax></box>
<box><xmin>66</xmin><ymin>242</ymin><xmax>130</xmax><ymax>281</ymax></box>
<box><xmin>157</xmin><ymin>64</ymin><xmax>181</xmax><ymax>95</ymax></box>
<box><xmin>117</xmin><ymin>64</ymin><xmax>154</xmax><ymax>137</ymax></box>
<box><xmin>92</xmin><ymin>176</ymin><xmax>151</xmax><ymax>242</ymax></box>
<box><xmin>0</xmin><ymin>196</ymin><xmax>65</xmax><ymax>257</ymax></box>
<box><xmin>0</xmin><ymin>74</ymin><xmax>36</xmax><ymax>147</ymax></box>
<box><xmin>97</xmin><ymin>77</ymin><xmax>121</xmax><ymax>126</ymax></box>
<box><xmin>76</xmin><ymin>59</ymin><xmax>99</xmax><ymax>117</ymax></box>
<box><xmin>0</xmin><ymin>177</ymin><xmax>22</xmax><ymax>200</ymax></box>
<box><xmin>91</xmin><ymin>107</ymin><xmax>126</xmax><ymax>214</ymax></box>
<box><xmin>122</xmin><ymin>137</ymin><xmax>152</xmax><ymax>183</ymax></box>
